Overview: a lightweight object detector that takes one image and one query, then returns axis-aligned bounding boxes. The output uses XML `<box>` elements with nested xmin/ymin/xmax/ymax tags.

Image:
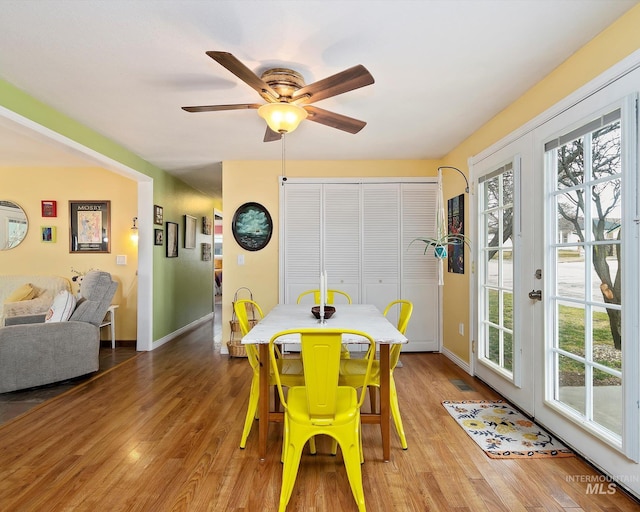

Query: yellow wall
<box><xmin>0</xmin><ymin>166</ymin><xmax>138</xmax><ymax>340</ymax></box>
<box><xmin>438</xmin><ymin>4</ymin><xmax>640</xmax><ymax>362</ymax></box>
<box><xmin>221</xmin><ymin>159</ymin><xmax>438</xmax><ymax>345</ymax></box>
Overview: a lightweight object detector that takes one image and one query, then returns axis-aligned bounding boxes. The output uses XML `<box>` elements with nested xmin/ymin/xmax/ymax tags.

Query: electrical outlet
<box><xmin>458</xmin><ymin>323</ymin><xmax>464</xmax><ymax>336</ymax></box>
<box><xmin>237</xmin><ymin>254</ymin><xmax>245</xmax><ymax>265</ymax></box>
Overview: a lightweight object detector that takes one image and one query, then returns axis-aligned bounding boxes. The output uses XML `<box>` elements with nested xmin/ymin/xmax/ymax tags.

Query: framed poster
<box><xmin>184</xmin><ymin>214</ymin><xmax>196</xmax><ymax>249</ymax></box>
<box><xmin>166</xmin><ymin>221</ymin><xmax>178</xmax><ymax>258</ymax></box>
<box><xmin>154</xmin><ymin>204</ymin><xmax>164</xmax><ymax>225</ymax></box>
<box><xmin>154</xmin><ymin>228</ymin><xmax>164</xmax><ymax>246</ymax></box>
<box><xmin>447</xmin><ymin>194</ymin><xmax>464</xmax><ymax>274</ymax></box>
<box><xmin>41</xmin><ymin>200</ymin><xmax>57</xmax><ymax>217</ymax></box>
<box><xmin>69</xmin><ymin>200</ymin><xmax>110</xmax><ymax>253</ymax></box>
<box><xmin>231</xmin><ymin>202</ymin><xmax>273</xmax><ymax>251</ymax></box>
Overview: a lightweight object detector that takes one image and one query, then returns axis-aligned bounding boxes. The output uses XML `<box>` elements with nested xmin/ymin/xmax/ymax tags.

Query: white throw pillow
<box><xmin>45</xmin><ymin>290</ymin><xmax>77</xmax><ymax>323</ymax></box>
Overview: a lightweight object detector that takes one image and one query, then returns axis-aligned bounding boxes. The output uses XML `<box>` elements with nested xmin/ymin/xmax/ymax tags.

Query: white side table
<box><xmin>100</xmin><ymin>304</ymin><xmax>119</xmax><ymax>349</ymax></box>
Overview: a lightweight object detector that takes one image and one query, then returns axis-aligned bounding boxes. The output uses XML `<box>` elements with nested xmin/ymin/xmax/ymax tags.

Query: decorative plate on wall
<box><xmin>231</xmin><ymin>202</ymin><xmax>273</xmax><ymax>251</ymax></box>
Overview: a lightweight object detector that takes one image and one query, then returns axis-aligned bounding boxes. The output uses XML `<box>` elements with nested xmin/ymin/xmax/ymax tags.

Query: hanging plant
<box><xmin>409</xmin><ymin>234</ymin><xmax>471</xmax><ymax>260</ymax></box>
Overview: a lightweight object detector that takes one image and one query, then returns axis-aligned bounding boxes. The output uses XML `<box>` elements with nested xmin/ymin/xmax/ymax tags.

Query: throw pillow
<box><xmin>45</xmin><ymin>290</ymin><xmax>77</xmax><ymax>323</ymax></box>
<box><xmin>5</xmin><ymin>283</ymin><xmax>36</xmax><ymax>303</ymax></box>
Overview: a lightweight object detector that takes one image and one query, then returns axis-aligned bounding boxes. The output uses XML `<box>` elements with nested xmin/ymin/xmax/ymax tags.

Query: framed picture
<box><xmin>184</xmin><ymin>214</ymin><xmax>197</xmax><ymax>249</ymax></box>
<box><xmin>69</xmin><ymin>200</ymin><xmax>110</xmax><ymax>253</ymax></box>
<box><xmin>166</xmin><ymin>222</ymin><xmax>178</xmax><ymax>257</ymax></box>
<box><xmin>154</xmin><ymin>204</ymin><xmax>164</xmax><ymax>225</ymax></box>
<box><xmin>202</xmin><ymin>216</ymin><xmax>212</xmax><ymax>235</ymax></box>
<box><xmin>447</xmin><ymin>194</ymin><xmax>464</xmax><ymax>274</ymax></box>
<box><xmin>41</xmin><ymin>200</ymin><xmax>57</xmax><ymax>218</ymax></box>
<box><xmin>201</xmin><ymin>242</ymin><xmax>212</xmax><ymax>261</ymax></box>
<box><xmin>231</xmin><ymin>202</ymin><xmax>273</xmax><ymax>251</ymax></box>
<box><xmin>41</xmin><ymin>226</ymin><xmax>56</xmax><ymax>243</ymax></box>
<box><xmin>154</xmin><ymin>228</ymin><xmax>164</xmax><ymax>246</ymax></box>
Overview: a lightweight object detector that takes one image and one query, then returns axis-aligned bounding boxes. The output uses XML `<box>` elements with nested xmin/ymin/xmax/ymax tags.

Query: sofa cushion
<box><xmin>4</xmin><ymin>283</ymin><xmax>36</xmax><ymax>303</ymax></box>
<box><xmin>45</xmin><ymin>290</ymin><xmax>77</xmax><ymax>323</ymax></box>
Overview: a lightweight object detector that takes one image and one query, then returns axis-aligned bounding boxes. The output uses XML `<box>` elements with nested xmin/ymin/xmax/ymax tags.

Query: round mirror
<box><xmin>0</xmin><ymin>201</ymin><xmax>29</xmax><ymax>250</ymax></box>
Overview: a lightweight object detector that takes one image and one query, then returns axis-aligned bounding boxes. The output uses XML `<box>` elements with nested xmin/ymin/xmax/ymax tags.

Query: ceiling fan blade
<box><xmin>263</xmin><ymin>127</ymin><xmax>282</xmax><ymax>142</ymax></box>
<box><xmin>182</xmin><ymin>104</ymin><xmax>261</xmax><ymax>113</ymax></box>
<box><xmin>206</xmin><ymin>51</ymin><xmax>280</xmax><ymax>102</ymax></box>
<box><xmin>292</xmin><ymin>65</ymin><xmax>374</xmax><ymax>105</ymax></box>
<box><xmin>304</xmin><ymin>106</ymin><xmax>366</xmax><ymax>134</ymax></box>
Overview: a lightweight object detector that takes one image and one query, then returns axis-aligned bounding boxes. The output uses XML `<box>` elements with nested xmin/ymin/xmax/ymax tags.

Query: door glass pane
<box><xmin>593</xmin><ymin>369</ymin><xmax>622</xmax><ymax>436</ymax></box>
<box><xmin>556</xmin><ymin>248</ymin><xmax>585</xmax><ymax>300</ymax></box>
<box><xmin>487</xmin><ymin>289</ymin><xmax>498</xmax><ymax>324</ymax></box>
<box><xmin>593</xmin><ymin>308</ymin><xmax>622</xmax><ymax>373</ymax></box>
<box><xmin>591</xmin><ymin>244</ymin><xmax>619</xmax><ymax>302</ymax></box>
<box><xmin>557</xmin><ymin>302</ymin><xmax>585</xmax><ymax>356</ymax></box>
<box><xmin>558</xmin><ymin>354</ymin><xmax>586</xmax><ymax>414</ymax></box>
<box><xmin>547</xmin><ymin>110</ymin><xmax>622</xmax><ymax>442</ymax></box>
<box><xmin>478</xmin><ymin>163</ymin><xmax>515</xmax><ymax>378</ymax></box>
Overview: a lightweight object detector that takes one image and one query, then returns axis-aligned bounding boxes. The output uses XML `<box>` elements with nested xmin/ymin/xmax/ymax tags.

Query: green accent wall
<box><xmin>0</xmin><ymin>78</ymin><xmax>216</xmax><ymax>341</ymax></box>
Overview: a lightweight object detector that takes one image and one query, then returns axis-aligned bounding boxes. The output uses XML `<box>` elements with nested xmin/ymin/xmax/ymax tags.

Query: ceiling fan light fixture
<box><xmin>258</xmin><ymin>102</ymin><xmax>308</xmax><ymax>134</ymax></box>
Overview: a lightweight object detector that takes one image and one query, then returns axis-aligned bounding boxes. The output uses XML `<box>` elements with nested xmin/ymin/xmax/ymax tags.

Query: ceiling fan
<box><xmin>182</xmin><ymin>51</ymin><xmax>375</xmax><ymax>142</ymax></box>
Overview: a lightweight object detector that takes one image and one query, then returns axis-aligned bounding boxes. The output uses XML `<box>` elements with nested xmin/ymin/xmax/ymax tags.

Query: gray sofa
<box><xmin>0</xmin><ymin>271</ymin><xmax>118</xmax><ymax>393</ymax></box>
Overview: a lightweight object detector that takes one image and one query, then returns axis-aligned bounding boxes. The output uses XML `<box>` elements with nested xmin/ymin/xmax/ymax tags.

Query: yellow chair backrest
<box><xmin>269</xmin><ymin>328</ymin><xmax>375</xmax><ymax>420</ymax></box>
<box><xmin>383</xmin><ymin>300</ymin><xmax>413</xmax><ymax>368</ymax></box>
<box><xmin>234</xmin><ymin>299</ymin><xmax>264</xmax><ymax>371</ymax></box>
<box><xmin>234</xmin><ymin>299</ymin><xmax>264</xmax><ymax>336</ymax></box>
<box><xmin>296</xmin><ymin>289</ymin><xmax>352</xmax><ymax>304</ymax></box>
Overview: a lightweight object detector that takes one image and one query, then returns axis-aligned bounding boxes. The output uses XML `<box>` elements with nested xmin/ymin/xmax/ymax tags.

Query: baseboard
<box><xmin>152</xmin><ymin>313</ymin><xmax>214</xmax><ymax>350</ymax></box>
<box><xmin>100</xmin><ymin>339</ymin><xmax>136</xmax><ymax>348</ymax></box>
<box><xmin>441</xmin><ymin>346</ymin><xmax>473</xmax><ymax>375</ymax></box>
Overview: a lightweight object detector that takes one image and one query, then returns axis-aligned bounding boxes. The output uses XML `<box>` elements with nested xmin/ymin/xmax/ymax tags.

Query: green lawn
<box><xmin>486</xmin><ymin>291</ymin><xmax>620</xmax><ymax>383</ymax></box>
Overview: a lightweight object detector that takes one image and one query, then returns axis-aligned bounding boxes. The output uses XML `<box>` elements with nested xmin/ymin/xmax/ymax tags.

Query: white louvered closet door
<box><xmin>401</xmin><ymin>183</ymin><xmax>440</xmax><ymax>351</ymax></box>
<box><xmin>282</xmin><ymin>183</ymin><xmax>321</xmax><ymax>303</ymax></box>
<box><xmin>281</xmin><ymin>179</ymin><xmax>440</xmax><ymax>352</ymax></box>
<box><xmin>324</xmin><ymin>184</ymin><xmax>361</xmax><ymax>302</ymax></box>
<box><xmin>362</xmin><ymin>184</ymin><xmax>400</xmax><ymax>313</ymax></box>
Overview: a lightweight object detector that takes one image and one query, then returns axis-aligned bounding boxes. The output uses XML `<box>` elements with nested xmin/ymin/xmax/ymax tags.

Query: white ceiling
<box><xmin>0</xmin><ymin>0</ymin><xmax>637</xmax><ymax>199</ymax></box>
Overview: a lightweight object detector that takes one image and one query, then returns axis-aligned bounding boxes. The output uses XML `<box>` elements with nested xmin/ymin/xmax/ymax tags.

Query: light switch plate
<box><xmin>116</xmin><ymin>255</ymin><xmax>127</xmax><ymax>265</ymax></box>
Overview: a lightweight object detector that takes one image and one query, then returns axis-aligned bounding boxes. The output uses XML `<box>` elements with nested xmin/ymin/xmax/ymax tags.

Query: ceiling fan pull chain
<box><xmin>281</xmin><ymin>132</ymin><xmax>286</xmax><ymax>183</ymax></box>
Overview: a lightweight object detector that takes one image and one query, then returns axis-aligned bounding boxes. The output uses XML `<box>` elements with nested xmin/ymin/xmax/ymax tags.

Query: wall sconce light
<box><xmin>258</xmin><ymin>102</ymin><xmax>308</xmax><ymax>134</ymax></box>
<box><xmin>130</xmin><ymin>217</ymin><xmax>138</xmax><ymax>243</ymax></box>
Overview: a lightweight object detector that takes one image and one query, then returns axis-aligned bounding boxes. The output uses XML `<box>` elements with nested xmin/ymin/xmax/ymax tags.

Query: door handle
<box><xmin>528</xmin><ymin>289</ymin><xmax>542</xmax><ymax>301</ymax></box>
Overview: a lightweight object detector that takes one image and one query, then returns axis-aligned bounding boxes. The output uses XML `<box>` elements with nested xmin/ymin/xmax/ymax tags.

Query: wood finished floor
<box><xmin>0</xmin><ymin>321</ymin><xmax>637</xmax><ymax>511</ymax></box>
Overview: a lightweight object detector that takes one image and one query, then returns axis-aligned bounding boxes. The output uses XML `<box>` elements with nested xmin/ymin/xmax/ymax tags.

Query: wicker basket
<box><xmin>227</xmin><ymin>288</ymin><xmax>258</xmax><ymax>358</ymax></box>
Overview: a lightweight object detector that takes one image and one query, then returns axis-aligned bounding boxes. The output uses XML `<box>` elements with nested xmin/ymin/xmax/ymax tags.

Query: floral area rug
<box><xmin>442</xmin><ymin>400</ymin><xmax>574</xmax><ymax>459</ymax></box>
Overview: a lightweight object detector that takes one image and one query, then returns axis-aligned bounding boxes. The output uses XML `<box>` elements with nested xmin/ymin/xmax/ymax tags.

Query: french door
<box><xmin>473</xmin><ymin>66</ymin><xmax>640</xmax><ymax>491</ymax></box>
<box><xmin>473</xmin><ymin>134</ymin><xmax>536</xmax><ymax>415</ymax></box>
<box><xmin>535</xmin><ymin>91</ymin><xmax>639</xmax><ymax>465</ymax></box>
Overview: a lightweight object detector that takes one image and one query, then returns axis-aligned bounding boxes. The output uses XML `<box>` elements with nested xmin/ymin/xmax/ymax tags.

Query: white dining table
<box><xmin>241</xmin><ymin>303</ymin><xmax>407</xmax><ymax>461</ymax></box>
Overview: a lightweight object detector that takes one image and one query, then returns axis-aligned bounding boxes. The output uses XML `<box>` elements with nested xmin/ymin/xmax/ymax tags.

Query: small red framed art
<box><xmin>41</xmin><ymin>200</ymin><xmax>57</xmax><ymax>217</ymax></box>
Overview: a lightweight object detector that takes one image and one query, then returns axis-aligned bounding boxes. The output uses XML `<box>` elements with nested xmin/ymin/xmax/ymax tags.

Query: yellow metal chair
<box><xmin>338</xmin><ymin>299</ymin><xmax>413</xmax><ymax>450</ymax></box>
<box><xmin>269</xmin><ymin>328</ymin><xmax>376</xmax><ymax>512</ymax></box>
<box><xmin>296</xmin><ymin>289</ymin><xmax>352</xmax><ymax>305</ymax></box>
<box><xmin>234</xmin><ymin>299</ymin><xmax>309</xmax><ymax>450</ymax></box>
<box><xmin>296</xmin><ymin>289</ymin><xmax>352</xmax><ymax>358</ymax></box>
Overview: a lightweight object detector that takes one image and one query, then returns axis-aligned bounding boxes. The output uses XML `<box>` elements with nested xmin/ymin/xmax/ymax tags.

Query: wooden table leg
<box><xmin>258</xmin><ymin>343</ymin><xmax>269</xmax><ymax>460</ymax></box>
<box><xmin>380</xmin><ymin>343</ymin><xmax>390</xmax><ymax>462</ymax></box>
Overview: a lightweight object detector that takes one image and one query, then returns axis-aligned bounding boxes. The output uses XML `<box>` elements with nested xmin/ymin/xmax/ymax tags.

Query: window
<box><xmin>478</xmin><ymin>162</ymin><xmax>517</xmax><ymax>380</ymax></box>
